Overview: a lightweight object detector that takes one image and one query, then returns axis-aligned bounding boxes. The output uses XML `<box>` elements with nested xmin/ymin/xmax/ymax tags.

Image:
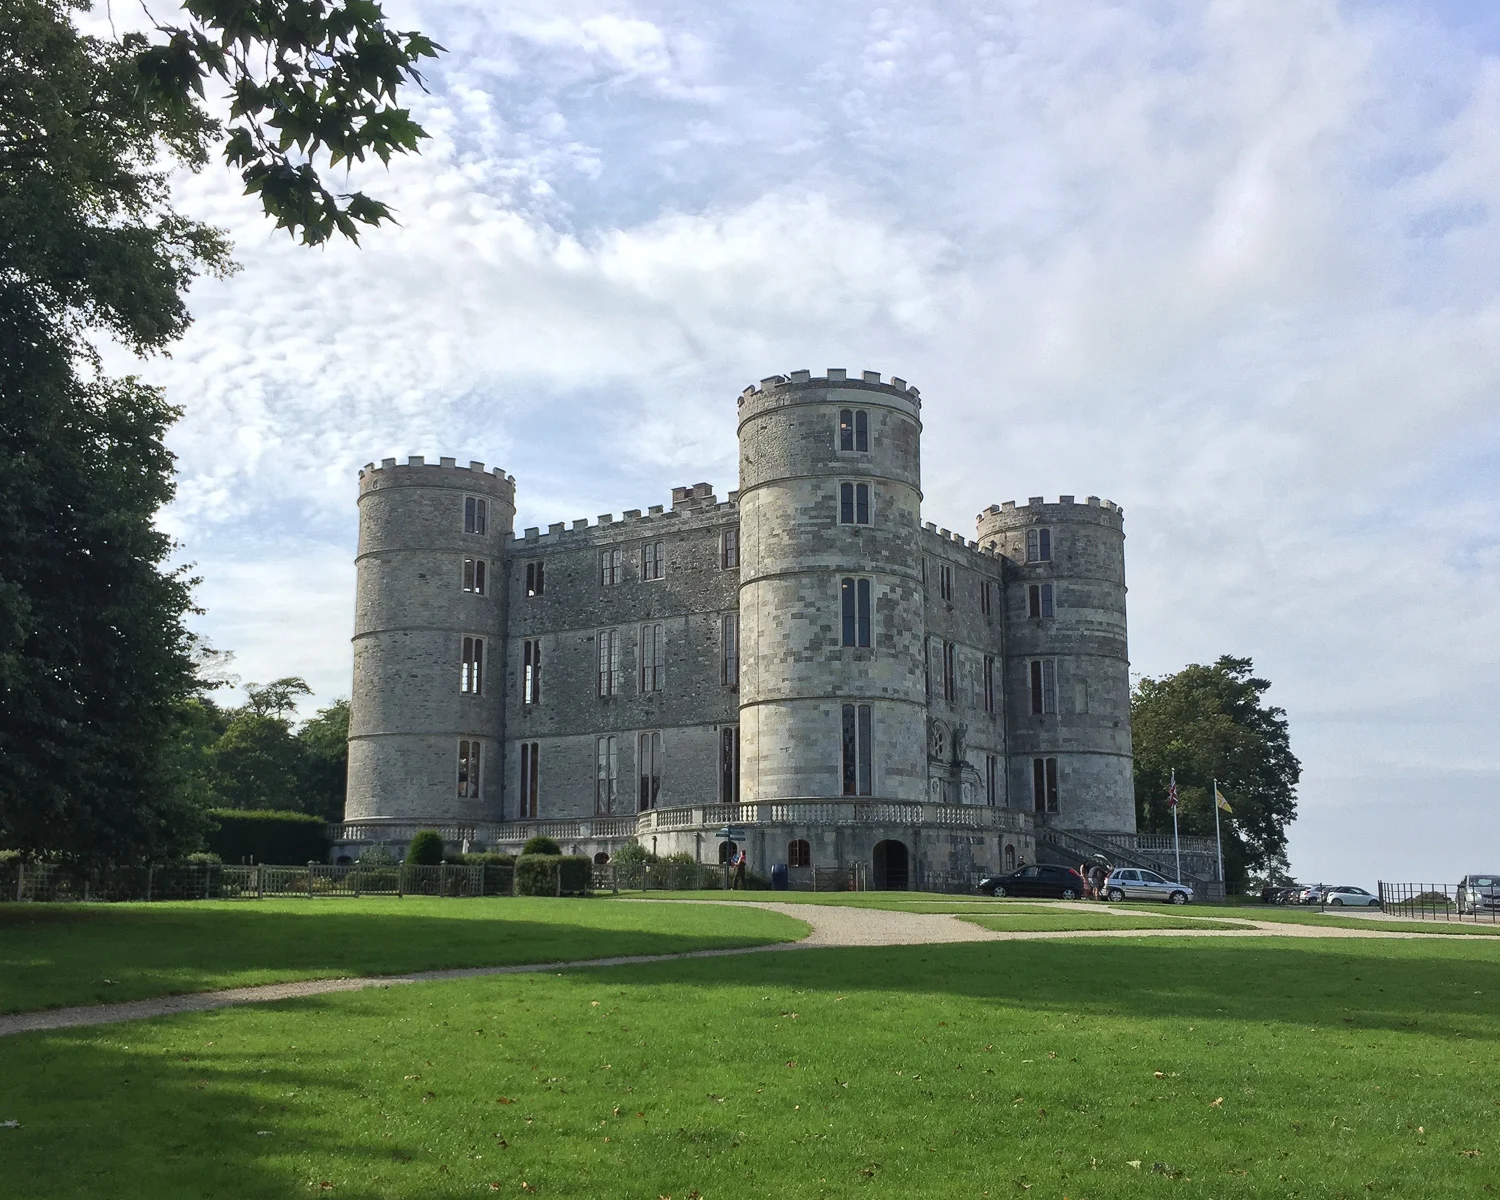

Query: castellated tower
<box><xmin>737</xmin><ymin>370</ymin><xmax>928</xmax><ymax>803</ymax></box>
<box><xmin>347</xmin><ymin>457</ymin><xmax>515</xmax><ymax>823</ymax></box>
<box><xmin>976</xmin><ymin>497</ymin><xmax>1135</xmax><ymax>833</ymax></box>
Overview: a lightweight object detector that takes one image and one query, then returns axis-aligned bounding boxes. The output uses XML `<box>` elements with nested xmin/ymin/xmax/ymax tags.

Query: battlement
<box><xmin>505</xmin><ymin>490</ymin><xmax>739</xmax><ymax>548</ymax></box>
<box><xmin>358</xmin><ymin>455</ymin><xmax>516</xmax><ymax>499</ymax></box>
<box><xmin>736</xmin><ymin>369</ymin><xmax>921</xmax><ymax>407</ymax></box>
<box><xmin>979</xmin><ymin>495</ymin><xmax>1124</xmax><ymax>520</ymax></box>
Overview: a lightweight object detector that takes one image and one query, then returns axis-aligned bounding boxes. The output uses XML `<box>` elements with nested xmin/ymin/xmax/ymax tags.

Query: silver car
<box><xmin>1458</xmin><ymin>874</ymin><xmax>1500</xmax><ymax>915</ymax></box>
<box><xmin>1322</xmin><ymin>885</ymin><xmax>1380</xmax><ymax>907</ymax></box>
<box><xmin>1103</xmin><ymin>868</ymin><xmax>1194</xmax><ymax>904</ymax></box>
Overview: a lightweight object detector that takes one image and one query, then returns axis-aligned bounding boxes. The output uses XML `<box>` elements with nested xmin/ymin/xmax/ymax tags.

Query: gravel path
<box><xmin>1</xmin><ymin>900</ymin><xmax>1484</xmax><ymax>1038</ymax></box>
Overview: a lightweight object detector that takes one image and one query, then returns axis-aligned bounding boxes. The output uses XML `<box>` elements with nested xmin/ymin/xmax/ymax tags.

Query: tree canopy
<box><xmin>1131</xmin><ymin>655</ymin><xmax>1301</xmax><ymax>883</ymax></box>
<box><xmin>0</xmin><ymin>1</ymin><xmax>435</xmax><ymax>861</ymax></box>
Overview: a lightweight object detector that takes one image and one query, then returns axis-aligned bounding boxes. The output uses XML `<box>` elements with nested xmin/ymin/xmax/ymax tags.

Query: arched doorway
<box><xmin>872</xmin><ymin>840</ymin><xmax>909</xmax><ymax>891</ymax></box>
<box><xmin>593</xmin><ymin>852</ymin><xmax>611</xmax><ymax>865</ymax></box>
<box><xmin>718</xmin><ymin>840</ymin><xmax>738</xmax><ymax>864</ymax></box>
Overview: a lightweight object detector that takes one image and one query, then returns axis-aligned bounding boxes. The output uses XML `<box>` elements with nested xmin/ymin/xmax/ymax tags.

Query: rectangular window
<box><xmin>521</xmin><ymin>639</ymin><xmax>540</xmax><ymax>706</ymax></box>
<box><xmin>985</xmin><ymin>753</ymin><xmax>999</xmax><ymax>806</ymax></box>
<box><xmin>638</xmin><ymin>731</ymin><xmax>662</xmax><ymax>811</ymax></box>
<box><xmin>639</xmin><ymin>622</ymin><xmax>665</xmax><ymax>692</ymax></box>
<box><xmin>980</xmin><ymin>580</ymin><xmax>992</xmax><ymax>617</ymax></box>
<box><xmin>464</xmin><ymin>496</ymin><xmax>487</xmax><ymax>535</ymax></box>
<box><xmin>983</xmin><ymin>655</ymin><xmax>996</xmax><ymax>714</ymax></box>
<box><xmin>600</xmin><ymin>548</ymin><xmax>622</xmax><ymax>586</ymax></box>
<box><xmin>595</xmin><ymin>736</ymin><xmax>617</xmax><ymax>814</ymax></box>
<box><xmin>839</xmin><ymin>408</ymin><xmax>855</xmax><ymax>452</ymax></box>
<box><xmin>518</xmin><ymin>741</ymin><xmax>539</xmax><ymax>818</ymax></box>
<box><xmin>721</xmin><ymin>528</ymin><xmax>739</xmax><ymax>569</ymax></box>
<box><xmin>598</xmin><ymin>628</ymin><xmax>619</xmax><ymax>697</ymax></box>
<box><xmin>855</xmin><ymin>409</ymin><xmax>869</xmax><ymax>452</ymax></box>
<box><xmin>943</xmin><ymin>641</ymin><xmax>957</xmax><ymax>703</ymax></box>
<box><xmin>1026</xmin><ymin>527</ymin><xmax>1052</xmax><ymax>562</ymax></box>
<box><xmin>457</xmin><ymin>739</ymin><xmax>482</xmax><ymax>799</ymax></box>
<box><xmin>939</xmin><ymin>564</ymin><xmax>954</xmax><ymax>603</ymax></box>
<box><xmin>841</xmin><ymin>703</ymin><xmax>873</xmax><ymax>796</ymax></box>
<box><xmin>924</xmin><ymin>635</ymin><xmax>931</xmax><ymax>696</ymax></box>
<box><xmin>839</xmin><ymin>481</ymin><xmax>871</xmax><ymax>525</ymax></box>
<box><xmin>462</xmin><ymin>557</ymin><xmax>486</xmax><ymax>595</ymax></box>
<box><xmin>1032</xmin><ymin>756</ymin><xmax>1059</xmax><ymax>813</ymax></box>
<box><xmin>840</xmin><ymin>577</ymin><xmax>872</xmax><ymax>647</ymax></box>
<box><xmin>461</xmin><ymin>636</ymin><xmax>484</xmax><ymax>695</ymax></box>
<box><xmin>524</xmin><ymin>561</ymin><xmax>544</xmax><ymax>597</ymax></box>
<box><xmin>1028</xmin><ymin>583</ymin><xmax>1055</xmax><ymax>618</ymax></box>
<box><xmin>1029</xmin><ymin>659</ymin><xmax>1057</xmax><ymax>715</ymax></box>
<box><xmin>720</xmin><ymin>725</ymin><xmax>739</xmax><ymax>803</ymax></box>
<box><xmin>642</xmin><ymin>541</ymin><xmax>664</xmax><ymax>581</ymax></box>
<box><xmin>722</xmin><ymin>613</ymin><xmax>738</xmax><ymax>686</ymax></box>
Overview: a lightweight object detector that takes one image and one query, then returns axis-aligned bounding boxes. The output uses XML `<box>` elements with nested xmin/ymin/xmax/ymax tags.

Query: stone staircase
<box><xmin>1035</xmin><ymin>824</ymin><xmax>1224</xmax><ymax>901</ymax></box>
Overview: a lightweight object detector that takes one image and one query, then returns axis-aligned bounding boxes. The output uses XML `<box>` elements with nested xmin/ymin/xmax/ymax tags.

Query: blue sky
<box><xmin>114</xmin><ymin>0</ymin><xmax>1499</xmax><ymax>884</ymax></box>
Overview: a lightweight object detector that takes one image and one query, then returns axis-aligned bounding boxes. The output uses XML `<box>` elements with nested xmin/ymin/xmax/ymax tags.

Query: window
<box><xmin>924</xmin><ymin>636</ymin><xmax>931</xmax><ymax>696</ymax></box>
<box><xmin>464</xmin><ymin>496</ymin><xmax>487</xmax><ymax>535</ymax></box>
<box><xmin>1032</xmin><ymin>756</ymin><xmax>1059</xmax><ymax>813</ymax></box>
<box><xmin>721</xmin><ymin>528</ymin><xmax>739</xmax><ymax>569</ymax></box>
<box><xmin>1005</xmin><ymin>843</ymin><xmax>1016</xmax><ymax>870</ymax></box>
<box><xmin>722</xmin><ymin>613</ymin><xmax>738</xmax><ymax>686</ymax></box>
<box><xmin>521</xmin><ymin>639</ymin><xmax>540</xmax><ymax>705</ymax></box>
<box><xmin>639</xmin><ymin>623</ymin><xmax>665</xmax><ymax>693</ymax></box>
<box><xmin>518</xmin><ymin>741</ymin><xmax>539</xmax><ymax>818</ymax></box>
<box><xmin>461</xmin><ymin>636</ymin><xmax>484</xmax><ymax>695</ymax></box>
<box><xmin>524</xmin><ymin>561</ymin><xmax>544</xmax><ymax>597</ymax></box>
<box><xmin>840</xmin><ymin>577</ymin><xmax>872</xmax><ymax>647</ymax></box>
<box><xmin>463</xmin><ymin>557</ymin><xmax>486</xmax><ymax>595</ymax></box>
<box><xmin>598</xmin><ymin>629</ymin><xmax>619</xmax><ymax>697</ymax></box>
<box><xmin>642</xmin><ymin>541</ymin><xmax>664</xmax><ymax>581</ymax></box>
<box><xmin>457</xmin><ymin>739</ymin><xmax>482</xmax><ymax>799</ymax></box>
<box><xmin>600</xmin><ymin>548</ymin><xmax>622</xmax><ymax>586</ymax></box>
<box><xmin>1028</xmin><ymin>583</ymin><xmax>1054</xmax><ymax>618</ymax></box>
<box><xmin>980</xmin><ymin>580</ymin><xmax>992</xmax><ymax>617</ymax></box>
<box><xmin>942</xmin><ymin>641</ymin><xmax>957</xmax><ymax>703</ymax></box>
<box><xmin>638</xmin><ymin>731</ymin><xmax>662</xmax><ymax>811</ymax></box>
<box><xmin>839</xmin><ymin>481</ymin><xmax>871</xmax><ymax>525</ymax></box>
<box><xmin>1026</xmin><ymin>527</ymin><xmax>1052</xmax><ymax>563</ymax></box>
<box><xmin>595</xmin><ymin>736</ymin><xmax>618</xmax><ymax>814</ymax></box>
<box><xmin>983</xmin><ymin>655</ymin><xmax>996</xmax><ymax>714</ymax></box>
<box><xmin>985</xmin><ymin>753</ymin><xmax>999</xmax><ymax>806</ymax></box>
<box><xmin>939</xmin><ymin>563</ymin><xmax>954</xmax><ymax>602</ymax></box>
<box><xmin>1029</xmin><ymin>659</ymin><xmax>1057</xmax><ymax>714</ymax></box>
<box><xmin>720</xmin><ymin>726</ymin><xmax>739</xmax><ymax>803</ymax></box>
<box><xmin>841</xmin><ymin>703</ymin><xmax>873</xmax><ymax>796</ymax></box>
<box><xmin>838</xmin><ymin>408</ymin><xmax>870</xmax><ymax>452</ymax></box>
<box><xmin>788</xmin><ymin>839</ymin><xmax>811</xmax><ymax>868</ymax></box>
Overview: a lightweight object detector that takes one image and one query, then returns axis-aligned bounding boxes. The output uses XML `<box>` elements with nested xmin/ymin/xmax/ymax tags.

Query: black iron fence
<box><xmin>1378</xmin><ymin>881</ymin><xmax>1500</xmax><ymax>923</ymax></box>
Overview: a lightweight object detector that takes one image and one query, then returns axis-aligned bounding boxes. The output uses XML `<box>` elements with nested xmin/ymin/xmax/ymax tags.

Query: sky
<box><xmin>109</xmin><ymin>0</ymin><xmax>1499</xmax><ymax>885</ymax></box>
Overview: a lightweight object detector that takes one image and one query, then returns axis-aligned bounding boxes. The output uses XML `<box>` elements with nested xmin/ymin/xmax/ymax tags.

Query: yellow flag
<box><xmin>1215</xmin><ymin>787</ymin><xmax>1232</xmax><ymax>814</ymax></box>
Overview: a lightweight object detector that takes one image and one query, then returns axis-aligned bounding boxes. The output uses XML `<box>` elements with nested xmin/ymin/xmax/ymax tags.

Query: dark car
<box><xmin>979</xmin><ymin>864</ymin><xmax>1085</xmax><ymax>899</ymax></box>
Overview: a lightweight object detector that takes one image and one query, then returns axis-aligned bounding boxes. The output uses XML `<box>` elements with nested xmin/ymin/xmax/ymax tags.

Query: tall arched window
<box><xmin>788</xmin><ymin>839</ymin><xmax>811</xmax><ymax>868</ymax></box>
<box><xmin>1004</xmin><ymin>843</ymin><xmax>1016</xmax><ymax>871</ymax></box>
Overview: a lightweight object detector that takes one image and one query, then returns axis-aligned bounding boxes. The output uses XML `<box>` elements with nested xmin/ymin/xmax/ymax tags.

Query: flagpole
<box><xmin>1171</xmin><ymin>768</ymin><xmax>1181</xmax><ymax>884</ymax></box>
<box><xmin>1213</xmin><ymin>777</ymin><xmax>1224</xmax><ymax>885</ymax></box>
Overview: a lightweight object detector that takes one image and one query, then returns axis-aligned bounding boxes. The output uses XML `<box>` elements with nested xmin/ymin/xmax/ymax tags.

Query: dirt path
<box><xmin>2</xmin><ymin>900</ymin><xmax>1486</xmax><ymax>1038</ymax></box>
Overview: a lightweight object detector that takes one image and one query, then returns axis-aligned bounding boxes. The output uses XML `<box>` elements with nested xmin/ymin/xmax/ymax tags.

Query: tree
<box><xmin>0</xmin><ymin>1</ymin><xmax>436</xmax><ymax>861</ymax></box>
<box><xmin>1131</xmin><ymin>655</ymin><xmax>1301</xmax><ymax>883</ymax></box>
<box><xmin>296</xmin><ymin>698</ymin><xmax>349</xmax><ymax>821</ymax></box>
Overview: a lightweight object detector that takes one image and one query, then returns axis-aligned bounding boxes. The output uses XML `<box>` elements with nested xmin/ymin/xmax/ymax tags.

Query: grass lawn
<box><xmin>1116</xmin><ymin>903</ymin><xmax>1500</xmax><ymax>935</ymax></box>
<box><xmin>960</xmin><ymin>913</ymin><xmax>1253</xmax><ymax>933</ymax></box>
<box><xmin>3</xmin><ymin>934</ymin><xmax>1499</xmax><ymax>1198</ymax></box>
<box><xmin>0</xmin><ymin>898</ymin><xmax>809</xmax><ymax>1014</ymax></box>
<box><xmin>621</xmin><ymin>890</ymin><xmax>1055</xmax><ymax>912</ymax></box>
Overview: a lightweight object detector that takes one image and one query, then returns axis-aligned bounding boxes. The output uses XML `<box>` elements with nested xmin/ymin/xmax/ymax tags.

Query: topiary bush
<box><xmin>515</xmin><ymin>853</ymin><xmax>591</xmax><ymax>896</ymax></box>
<box><xmin>522</xmin><ymin>835</ymin><xmax>562</xmax><ymax>856</ymax></box>
<box><xmin>405</xmin><ymin>829</ymin><xmax>445</xmax><ymax>865</ymax></box>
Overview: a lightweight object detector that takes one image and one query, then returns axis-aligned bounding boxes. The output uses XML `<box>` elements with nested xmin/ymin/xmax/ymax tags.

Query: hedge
<box><xmin>515</xmin><ymin>853</ymin><xmax>591</xmax><ymax>896</ymax></box>
<box><xmin>206</xmin><ymin>809</ymin><xmax>329</xmax><ymax>865</ymax></box>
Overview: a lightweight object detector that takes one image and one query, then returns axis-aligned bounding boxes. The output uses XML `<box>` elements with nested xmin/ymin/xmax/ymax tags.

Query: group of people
<box><xmin>1078</xmin><ymin>860</ymin><xmax>1112</xmax><ymax>899</ymax></box>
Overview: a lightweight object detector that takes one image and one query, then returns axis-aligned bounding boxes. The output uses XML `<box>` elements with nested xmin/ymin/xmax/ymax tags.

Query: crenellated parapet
<box><xmin>358</xmin><ymin>455</ymin><xmax>516</xmax><ymax>503</ymax></box>
<box><xmin>505</xmin><ymin>487</ymin><xmax>739</xmax><ymax>549</ymax></box>
<box><xmin>737</xmin><ymin>369</ymin><xmax>921</xmax><ymax>430</ymax></box>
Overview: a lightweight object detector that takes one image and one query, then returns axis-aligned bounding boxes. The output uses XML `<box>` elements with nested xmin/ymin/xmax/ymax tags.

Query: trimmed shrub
<box><xmin>462</xmin><ymin>851</ymin><xmax>515</xmax><ymax>866</ymax></box>
<box><xmin>206</xmin><ymin>809</ymin><xmax>329</xmax><ymax>864</ymax></box>
<box><xmin>515</xmin><ymin>853</ymin><xmax>591</xmax><ymax>896</ymax></box>
<box><xmin>405</xmin><ymin>830</ymin><xmax>445</xmax><ymax>865</ymax></box>
<box><xmin>522</xmin><ymin>835</ymin><xmax>562</xmax><ymax>856</ymax></box>
<box><xmin>182</xmin><ymin>851</ymin><xmax>222</xmax><ymax>865</ymax></box>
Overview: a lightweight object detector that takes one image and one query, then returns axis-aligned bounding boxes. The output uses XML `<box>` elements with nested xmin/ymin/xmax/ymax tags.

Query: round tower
<box><xmin>976</xmin><ymin>496</ymin><xmax>1134</xmax><ymax>833</ymax></box>
<box><xmin>347</xmin><ymin>456</ymin><xmax>515</xmax><ymax>824</ymax></box>
<box><xmin>737</xmin><ymin>369</ymin><xmax>927</xmax><ymax>804</ymax></box>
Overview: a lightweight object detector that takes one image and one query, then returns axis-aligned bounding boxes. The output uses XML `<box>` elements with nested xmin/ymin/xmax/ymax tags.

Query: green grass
<box><xmin>3</xmin><ymin>934</ymin><xmax>1499</xmax><ymax>1198</ymax></box>
<box><xmin>1118</xmin><ymin>903</ymin><xmax>1500</xmax><ymax>935</ymax></box>
<box><xmin>961</xmin><ymin>913</ymin><xmax>1254</xmax><ymax>933</ymax></box>
<box><xmin>620</xmin><ymin>890</ymin><xmax>1054</xmax><ymax>912</ymax></box>
<box><xmin>0</xmin><ymin>898</ymin><xmax>809</xmax><ymax>1014</ymax></box>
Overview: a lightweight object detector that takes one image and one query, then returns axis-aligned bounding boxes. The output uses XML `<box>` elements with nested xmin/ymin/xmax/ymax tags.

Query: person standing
<box><xmin>1079</xmin><ymin>862</ymin><xmax>1093</xmax><ymax>899</ymax></box>
<box><xmin>732</xmin><ymin>848</ymin><xmax>747</xmax><ymax>890</ymax></box>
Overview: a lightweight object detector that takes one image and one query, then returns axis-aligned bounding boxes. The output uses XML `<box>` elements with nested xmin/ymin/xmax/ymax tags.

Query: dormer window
<box><xmin>838</xmin><ymin>409</ymin><xmax>869</xmax><ymax>453</ymax></box>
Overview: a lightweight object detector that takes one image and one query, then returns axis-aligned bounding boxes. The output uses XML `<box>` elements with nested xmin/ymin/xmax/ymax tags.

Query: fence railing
<box><xmin>1378</xmin><ymin>881</ymin><xmax>1500</xmax><ymax>923</ymax></box>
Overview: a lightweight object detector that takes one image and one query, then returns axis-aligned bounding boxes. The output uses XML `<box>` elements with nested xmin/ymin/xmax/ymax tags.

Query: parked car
<box><xmin>1299</xmin><ymin>883</ymin><xmax>1332</xmax><ymax>905</ymax></box>
<box><xmin>1457</xmin><ymin>874</ymin><xmax>1500</xmax><ymax>915</ymax></box>
<box><xmin>1322</xmin><ymin>885</ymin><xmax>1380</xmax><ymax>907</ymax></box>
<box><xmin>1102</xmin><ymin>868</ymin><xmax>1194</xmax><ymax>904</ymax></box>
<box><xmin>979</xmin><ymin>864</ymin><xmax>1085</xmax><ymax>899</ymax></box>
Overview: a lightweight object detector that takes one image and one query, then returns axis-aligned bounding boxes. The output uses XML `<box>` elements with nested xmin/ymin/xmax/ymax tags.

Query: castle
<box><xmin>334</xmin><ymin>369</ymin><xmax>1210</xmax><ymax>890</ymax></box>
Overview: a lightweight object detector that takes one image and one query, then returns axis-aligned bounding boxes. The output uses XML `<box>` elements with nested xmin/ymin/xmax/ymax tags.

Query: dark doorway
<box><xmin>872</xmin><ymin>840</ymin><xmax>909</xmax><ymax>890</ymax></box>
<box><xmin>718</xmin><ymin>840</ymin><xmax>738</xmax><ymax>864</ymax></box>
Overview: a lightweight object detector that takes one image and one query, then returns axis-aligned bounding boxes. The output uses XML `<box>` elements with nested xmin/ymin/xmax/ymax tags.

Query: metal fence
<box><xmin>1378</xmin><ymin>881</ymin><xmax>1500</xmax><ymax>923</ymax></box>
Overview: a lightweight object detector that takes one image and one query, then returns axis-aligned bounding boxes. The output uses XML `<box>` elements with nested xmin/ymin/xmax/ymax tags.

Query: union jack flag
<box><xmin>1168</xmin><ymin>772</ymin><xmax>1179</xmax><ymax>809</ymax></box>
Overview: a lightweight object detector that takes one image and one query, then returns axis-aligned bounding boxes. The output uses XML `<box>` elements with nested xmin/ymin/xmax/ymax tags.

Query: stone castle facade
<box><xmin>337</xmin><ymin>369</ymin><xmax>1149</xmax><ymax>889</ymax></box>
